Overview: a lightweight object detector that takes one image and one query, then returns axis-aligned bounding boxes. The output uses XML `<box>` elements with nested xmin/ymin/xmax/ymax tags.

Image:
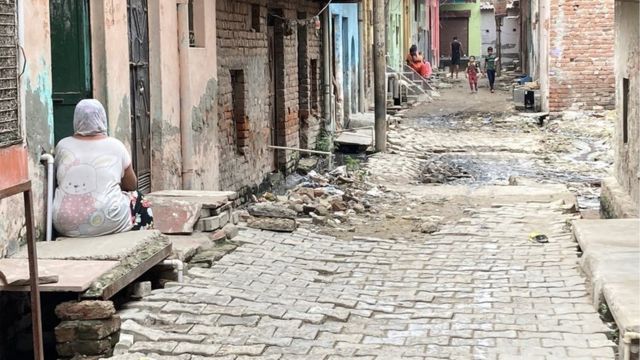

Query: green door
<box><xmin>50</xmin><ymin>0</ymin><xmax>92</xmax><ymax>143</ymax></box>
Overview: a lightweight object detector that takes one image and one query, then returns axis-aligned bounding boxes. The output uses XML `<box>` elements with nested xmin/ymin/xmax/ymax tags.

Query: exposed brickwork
<box><xmin>217</xmin><ymin>0</ymin><xmax>324</xmax><ymax>195</ymax></box>
<box><xmin>548</xmin><ymin>0</ymin><xmax>615</xmax><ymax>112</ymax></box>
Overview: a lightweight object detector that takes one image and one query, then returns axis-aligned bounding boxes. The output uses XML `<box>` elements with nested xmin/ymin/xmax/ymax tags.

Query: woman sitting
<box><xmin>406</xmin><ymin>44</ymin><xmax>432</xmax><ymax>79</ymax></box>
<box><xmin>52</xmin><ymin>99</ymin><xmax>153</xmax><ymax>237</ymax></box>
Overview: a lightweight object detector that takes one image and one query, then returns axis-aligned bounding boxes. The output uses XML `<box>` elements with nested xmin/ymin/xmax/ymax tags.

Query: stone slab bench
<box><xmin>573</xmin><ymin>219</ymin><xmax>640</xmax><ymax>341</ymax></box>
<box><xmin>5</xmin><ymin>230</ymin><xmax>171</xmax><ymax>299</ymax></box>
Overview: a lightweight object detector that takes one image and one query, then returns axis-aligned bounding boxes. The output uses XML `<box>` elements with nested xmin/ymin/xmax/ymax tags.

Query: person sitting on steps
<box><xmin>52</xmin><ymin>99</ymin><xmax>154</xmax><ymax>238</ymax></box>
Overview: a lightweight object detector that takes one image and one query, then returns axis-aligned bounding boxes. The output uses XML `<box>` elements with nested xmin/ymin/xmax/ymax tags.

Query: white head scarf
<box><xmin>73</xmin><ymin>99</ymin><xmax>108</xmax><ymax>136</ymax></box>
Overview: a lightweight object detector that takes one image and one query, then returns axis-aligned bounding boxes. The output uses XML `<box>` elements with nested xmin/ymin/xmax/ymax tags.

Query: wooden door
<box><xmin>127</xmin><ymin>0</ymin><xmax>152</xmax><ymax>193</ymax></box>
<box><xmin>440</xmin><ymin>17</ymin><xmax>469</xmax><ymax>58</ymax></box>
<box><xmin>50</xmin><ymin>0</ymin><xmax>92</xmax><ymax>143</ymax></box>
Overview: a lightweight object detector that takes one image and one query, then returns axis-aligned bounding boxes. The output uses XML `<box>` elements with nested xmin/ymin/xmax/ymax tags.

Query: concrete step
<box><xmin>573</xmin><ymin>219</ymin><xmax>640</xmax><ymax>350</ymax></box>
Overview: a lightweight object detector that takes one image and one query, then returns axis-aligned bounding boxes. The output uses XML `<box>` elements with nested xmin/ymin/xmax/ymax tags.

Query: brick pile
<box><xmin>548</xmin><ymin>0</ymin><xmax>615</xmax><ymax>112</ymax></box>
<box><xmin>54</xmin><ymin>300</ymin><xmax>120</xmax><ymax>359</ymax></box>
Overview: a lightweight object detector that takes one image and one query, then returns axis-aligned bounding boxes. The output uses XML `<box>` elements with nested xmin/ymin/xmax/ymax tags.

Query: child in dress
<box><xmin>466</xmin><ymin>56</ymin><xmax>479</xmax><ymax>93</ymax></box>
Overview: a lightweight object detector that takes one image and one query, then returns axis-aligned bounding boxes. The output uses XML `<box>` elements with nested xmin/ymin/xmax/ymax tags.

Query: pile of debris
<box><xmin>420</xmin><ymin>156</ymin><xmax>473</xmax><ymax>184</ymax></box>
<box><xmin>244</xmin><ymin>166</ymin><xmax>381</xmax><ymax>232</ymax></box>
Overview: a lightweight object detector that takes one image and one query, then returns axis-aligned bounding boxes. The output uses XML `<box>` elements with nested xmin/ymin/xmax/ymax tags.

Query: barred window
<box><xmin>0</xmin><ymin>0</ymin><xmax>20</xmax><ymax>148</ymax></box>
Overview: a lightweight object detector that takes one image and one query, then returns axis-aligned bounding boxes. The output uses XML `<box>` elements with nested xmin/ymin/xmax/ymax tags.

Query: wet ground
<box><xmin>319</xmin><ymin>79</ymin><xmax>614</xmax><ymax>240</ymax></box>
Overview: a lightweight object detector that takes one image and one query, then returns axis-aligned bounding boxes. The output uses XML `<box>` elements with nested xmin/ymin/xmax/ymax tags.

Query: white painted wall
<box><xmin>480</xmin><ymin>9</ymin><xmax>520</xmax><ymax>63</ymax></box>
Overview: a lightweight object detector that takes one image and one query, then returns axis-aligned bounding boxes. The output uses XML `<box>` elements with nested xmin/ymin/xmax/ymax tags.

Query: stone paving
<box><xmin>114</xmin><ymin>200</ymin><xmax>615</xmax><ymax>359</ymax></box>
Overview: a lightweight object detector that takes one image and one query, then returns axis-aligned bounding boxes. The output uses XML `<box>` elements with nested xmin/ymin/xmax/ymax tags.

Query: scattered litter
<box><xmin>528</xmin><ymin>232</ymin><xmax>549</xmax><ymax>244</ymax></box>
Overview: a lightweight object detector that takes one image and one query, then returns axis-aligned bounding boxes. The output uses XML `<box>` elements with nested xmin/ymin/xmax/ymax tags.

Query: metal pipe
<box><xmin>623</xmin><ymin>331</ymin><xmax>640</xmax><ymax>360</ymax></box>
<box><xmin>162</xmin><ymin>259</ymin><xmax>184</xmax><ymax>283</ymax></box>
<box><xmin>322</xmin><ymin>8</ymin><xmax>332</xmax><ymax>132</ymax></box>
<box><xmin>177</xmin><ymin>0</ymin><xmax>194</xmax><ymax>190</ymax></box>
<box><xmin>357</xmin><ymin>3</ymin><xmax>366</xmax><ymax>113</ymax></box>
<box><xmin>40</xmin><ymin>153</ymin><xmax>54</xmax><ymax>242</ymax></box>
<box><xmin>387</xmin><ymin>72</ymin><xmax>399</xmax><ymax>100</ymax></box>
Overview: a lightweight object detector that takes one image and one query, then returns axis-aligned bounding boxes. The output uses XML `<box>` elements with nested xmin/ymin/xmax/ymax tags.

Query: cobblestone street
<box><xmin>112</xmin><ymin>87</ymin><xmax>617</xmax><ymax>360</ymax></box>
<box><xmin>115</xmin><ymin>202</ymin><xmax>614</xmax><ymax>359</ymax></box>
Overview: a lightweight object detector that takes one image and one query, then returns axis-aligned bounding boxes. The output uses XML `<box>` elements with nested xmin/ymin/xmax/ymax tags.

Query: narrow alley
<box><xmin>107</xmin><ymin>81</ymin><xmax>618</xmax><ymax>360</ymax></box>
<box><xmin>0</xmin><ymin>0</ymin><xmax>637</xmax><ymax>360</ymax></box>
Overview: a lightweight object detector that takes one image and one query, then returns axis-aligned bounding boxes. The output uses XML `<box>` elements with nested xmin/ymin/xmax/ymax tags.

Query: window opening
<box><xmin>623</xmin><ymin>78</ymin><xmax>629</xmax><ymax>144</ymax></box>
<box><xmin>188</xmin><ymin>0</ymin><xmax>205</xmax><ymax>47</ymax></box>
<box><xmin>310</xmin><ymin>59</ymin><xmax>319</xmax><ymax>113</ymax></box>
<box><xmin>231</xmin><ymin>70</ymin><xmax>247</xmax><ymax>154</ymax></box>
<box><xmin>251</xmin><ymin>4</ymin><xmax>261</xmax><ymax>32</ymax></box>
<box><xmin>0</xmin><ymin>0</ymin><xmax>21</xmax><ymax>148</ymax></box>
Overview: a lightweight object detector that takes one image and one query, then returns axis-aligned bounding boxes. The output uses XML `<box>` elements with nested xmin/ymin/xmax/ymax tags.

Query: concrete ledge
<box><xmin>11</xmin><ymin>230</ymin><xmax>167</xmax><ymax>261</ymax></box>
<box><xmin>573</xmin><ymin>219</ymin><xmax>640</xmax><ymax>335</ymax></box>
<box><xmin>600</xmin><ymin>177</ymin><xmax>639</xmax><ymax>219</ymax></box>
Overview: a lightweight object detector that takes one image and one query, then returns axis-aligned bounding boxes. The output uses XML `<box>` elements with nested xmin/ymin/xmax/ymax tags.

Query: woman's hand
<box><xmin>121</xmin><ymin>164</ymin><xmax>138</xmax><ymax>192</ymax></box>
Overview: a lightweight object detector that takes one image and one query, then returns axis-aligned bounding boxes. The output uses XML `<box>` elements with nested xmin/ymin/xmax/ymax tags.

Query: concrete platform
<box><xmin>573</xmin><ymin>219</ymin><xmax>640</xmax><ymax>335</ymax></box>
<box><xmin>0</xmin><ymin>259</ymin><xmax>118</xmax><ymax>292</ymax></box>
<box><xmin>166</xmin><ymin>233</ymin><xmax>214</xmax><ymax>262</ymax></box>
<box><xmin>335</xmin><ymin>129</ymin><xmax>374</xmax><ymax>147</ymax></box>
<box><xmin>11</xmin><ymin>230</ymin><xmax>167</xmax><ymax>261</ymax></box>
<box><xmin>6</xmin><ymin>230</ymin><xmax>172</xmax><ymax>299</ymax></box>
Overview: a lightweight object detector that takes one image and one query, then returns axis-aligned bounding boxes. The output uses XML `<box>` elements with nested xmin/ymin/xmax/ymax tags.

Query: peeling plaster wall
<box><xmin>188</xmin><ymin>0</ymin><xmax>220</xmax><ymax>190</ymax></box>
<box><xmin>90</xmin><ymin>0</ymin><xmax>132</xmax><ymax>150</ymax></box>
<box><xmin>149</xmin><ymin>0</ymin><xmax>181</xmax><ymax>191</ymax></box>
<box><xmin>330</xmin><ymin>4</ymin><xmax>360</xmax><ymax>125</ymax></box>
<box><xmin>0</xmin><ymin>0</ymin><xmax>53</xmax><ymax>257</ymax></box>
<box><xmin>613</xmin><ymin>0</ymin><xmax>640</xmax><ymax>209</ymax></box>
<box><xmin>387</xmin><ymin>0</ymin><xmax>404</xmax><ymax>70</ymax></box>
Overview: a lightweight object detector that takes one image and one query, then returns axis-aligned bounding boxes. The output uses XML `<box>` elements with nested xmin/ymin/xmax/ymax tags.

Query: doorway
<box><xmin>440</xmin><ymin>16</ymin><xmax>469</xmax><ymax>58</ymax></box>
<box><xmin>268</xmin><ymin>8</ymin><xmax>285</xmax><ymax>171</ymax></box>
<box><xmin>50</xmin><ymin>0</ymin><xmax>92</xmax><ymax>143</ymax></box>
<box><xmin>127</xmin><ymin>0</ymin><xmax>152</xmax><ymax>193</ymax></box>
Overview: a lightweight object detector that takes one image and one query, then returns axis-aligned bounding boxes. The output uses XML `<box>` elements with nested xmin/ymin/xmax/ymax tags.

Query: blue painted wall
<box><xmin>329</xmin><ymin>4</ymin><xmax>360</xmax><ymax>118</ymax></box>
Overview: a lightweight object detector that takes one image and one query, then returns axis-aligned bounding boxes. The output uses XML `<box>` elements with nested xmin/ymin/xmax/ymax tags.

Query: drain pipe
<box><xmin>40</xmin><ymin>153</ymin><xmax>54</xmax><ymax>242</ymax></box>
<box><xmin>162</xmin><ymin>259</ymin><xmax>184</xmax><ymax>283</ymax></box>
<box><xmin>177</xmin><ymin>0</ymin><xmax>194</xmax><ymax>190</ymax></box>
<box><xmin>623</xmin><ymin>331</ymin><xmax>640</xmax><ymax>360</ymax></box>
<box><xmin>322</xmin><ymin>8</ymin><xmax>332</xmax><ymax>132</ymax></box>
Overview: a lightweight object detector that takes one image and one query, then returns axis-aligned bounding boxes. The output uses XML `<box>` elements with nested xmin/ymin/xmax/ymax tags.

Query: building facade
<box><xmin>602</xmin><ymin>0</ymin><xmax>640</xmax><ymax>218</ymax></box>
<box><xmin>439</xmin><ymin>0</ymin><xmax>482</xmax><ymax>60</ymax></box>
<box><xmin>0</xmin><ymin>0</ymin><xmax>333</xmax><ymax>256</ymax></box>
<box><xmin>216</xmin><ymin>0</ymin><xmax>325</xmax><ymax>195</ymax></box>
<box><xmin>520</xmin><ymin>0</ymin><xmax>615</xmax><ymax>112</ymax></box>
<box><xmin>480</xmin><ymin>2</ymin><xmax>520</xmax><ymax>65</ymax></box>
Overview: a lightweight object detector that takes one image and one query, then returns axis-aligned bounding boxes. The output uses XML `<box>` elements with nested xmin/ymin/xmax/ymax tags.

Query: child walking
<box><xmin>466</xmin><ymin>56</ymin><xmax>479</xmax><ymax>93</ymax></box>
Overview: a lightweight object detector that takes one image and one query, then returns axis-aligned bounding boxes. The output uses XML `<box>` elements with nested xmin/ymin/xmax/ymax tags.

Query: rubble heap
<box><xmin>420</xmin><ymin>156</ymin><xmax>473</xmax><ymax>184</ymax></box>
<box><xmin>245</xmin><ymin>166</ymin><xmax>381</xmax><ymax>232</ymax></box>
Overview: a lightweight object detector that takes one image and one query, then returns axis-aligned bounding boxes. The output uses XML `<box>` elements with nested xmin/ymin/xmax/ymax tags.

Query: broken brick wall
<box><xmin>547</xmin><ymin>0</ymin><xmax>615</xmax><ymax>112</ymax></box>
<box><xmin>217</xmin><ymin>0</ymin><xmax>324</xmax><ymax>196</ymax></box>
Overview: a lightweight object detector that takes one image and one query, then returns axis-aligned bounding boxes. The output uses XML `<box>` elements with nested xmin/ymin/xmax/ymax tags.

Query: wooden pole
<box><xmin>373</xmin><ymin>0</ymin><xmax>387</xmax><ymax>152</ymax></box>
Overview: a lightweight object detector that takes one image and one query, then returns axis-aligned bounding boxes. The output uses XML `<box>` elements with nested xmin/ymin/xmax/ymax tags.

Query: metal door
<box><xmin>127</xmin><ymin>0</ymin><xmax>152</xmax><ymax>193</ymax></box>
<box><xmin>50</xmin><ymin>0</ymin><xmax>92</xmax><ymax>143</ymax></box>
<box><xmin>440</xmin><ymin>17</ymin><xmax>469</xmax><ymax>58</ymax></box>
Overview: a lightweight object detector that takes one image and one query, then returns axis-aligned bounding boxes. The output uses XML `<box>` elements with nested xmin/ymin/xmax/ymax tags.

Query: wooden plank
<box><xmin>0</xmin><ymin>259</ymin><xmax>119</xmax><ymax>292</ymax></box>
<box><xmin>85</xmin><ymin>244</ymin><xmax>172</xmax><ymax>300</ymax></box>
<box><xmin>0</xmin><ymin>180</ymin><xmax>30</xmax><ymax>200</ymax></box>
